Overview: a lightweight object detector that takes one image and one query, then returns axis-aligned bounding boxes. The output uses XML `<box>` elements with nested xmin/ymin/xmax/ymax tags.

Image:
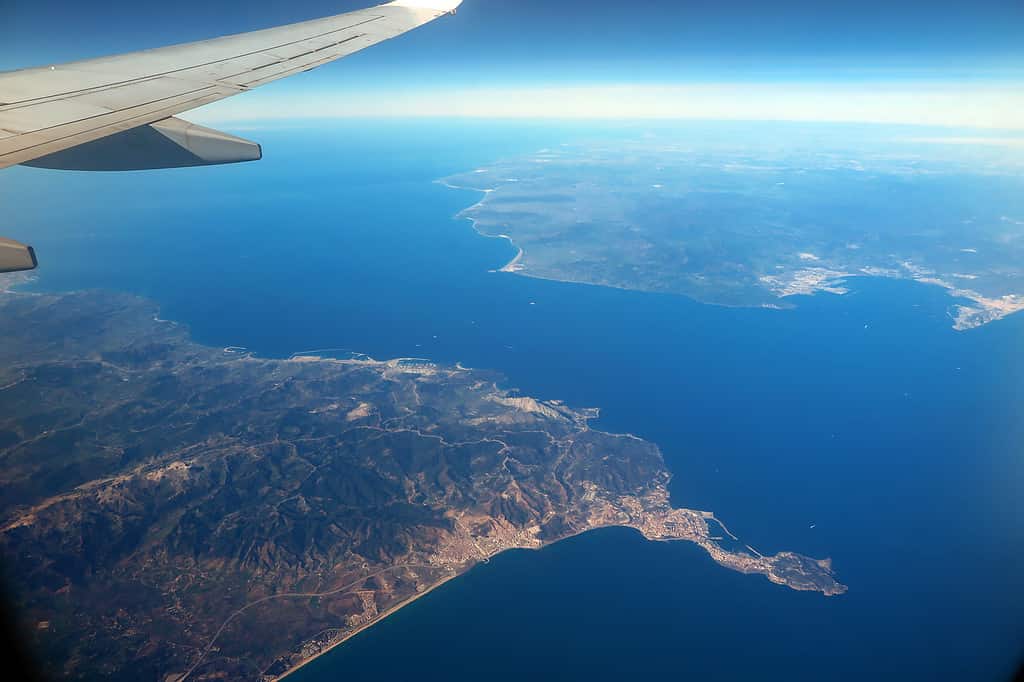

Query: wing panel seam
<box><xmin>216</xmin><ymin>32</ymin><xmax>369</xmax><ymax>82</ymax></box>
<box><xmin>0</xmin><ymin>84</ymin><xmax>224</xmax><ymax>138</ymax></box>
<box><xmin>0</xmin><ymin>15</ymin><xmax>386</xmax><ymax>109</ymax></box>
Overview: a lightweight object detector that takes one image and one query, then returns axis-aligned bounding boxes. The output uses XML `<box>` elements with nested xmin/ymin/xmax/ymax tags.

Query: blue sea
<box><xmin>4</xmin><ymin>120</ymin><xmax>1021</xmax><ymax>681</ymax></box>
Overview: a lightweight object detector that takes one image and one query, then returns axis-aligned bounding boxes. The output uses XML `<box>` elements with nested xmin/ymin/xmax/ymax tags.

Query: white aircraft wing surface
<box><xmin>0</xmin><ymin>0</ymin><xmax>462</xmax><ymax>173</ymax></box>
<box><xmin>0</xmin><ymin>0</ymin><xmax>462</xmax><ymax>272</ymax></box>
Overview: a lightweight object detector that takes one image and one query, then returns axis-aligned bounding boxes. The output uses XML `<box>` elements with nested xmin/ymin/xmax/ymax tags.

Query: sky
<box><xmin>3</xmin><ymin>0</ymin><xmax>1023</xmax><ymax>128</ymax></box>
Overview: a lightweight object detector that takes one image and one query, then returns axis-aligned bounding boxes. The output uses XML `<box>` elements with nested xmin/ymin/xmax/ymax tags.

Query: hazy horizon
<box><xmin>4</xmin><ymin>0</ymin><xmax>1022</xmax><ymax>128</ymax></box>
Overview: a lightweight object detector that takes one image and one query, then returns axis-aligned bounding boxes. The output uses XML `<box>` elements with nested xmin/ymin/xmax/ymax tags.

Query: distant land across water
<box><xmin>443</xmin><ymin>130</ymin><xmax>1024</xmax><ymax>329</ymax></box>
<box><xmin>3</xmin><ymin>120</ymin><xmax>1021</xmax><ymax>681</ymax></box>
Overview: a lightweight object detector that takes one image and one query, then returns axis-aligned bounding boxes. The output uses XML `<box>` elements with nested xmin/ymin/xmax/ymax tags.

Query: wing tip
<box><xmin>384</xmin><ymin>0</ymin><xmax>463</xmax><ymax>12</ymax></box>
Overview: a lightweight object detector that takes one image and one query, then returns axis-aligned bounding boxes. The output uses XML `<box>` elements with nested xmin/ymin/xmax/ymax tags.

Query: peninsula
<box><xmin>0</xmin><ymin>288</ymin><xmax>845</xmax><ymax>681</ymax></box>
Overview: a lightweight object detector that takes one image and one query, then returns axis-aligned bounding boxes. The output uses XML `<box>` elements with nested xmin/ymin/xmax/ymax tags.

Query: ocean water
<box><xmin>3</xmin><ymin>121</ymin><xmax>1021</xmax><ymax>681</ymax></box>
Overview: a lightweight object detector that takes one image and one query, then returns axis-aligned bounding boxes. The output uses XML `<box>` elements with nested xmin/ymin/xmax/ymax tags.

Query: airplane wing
<box><xmin>0</xmin><ymin>0</ymin><xmax>462</xmax><ymax>273</ymax></box>
<box><xmin>0</xmin><ymin>0</ymin><xmax>462</xmax><ymax>174</ymax></box>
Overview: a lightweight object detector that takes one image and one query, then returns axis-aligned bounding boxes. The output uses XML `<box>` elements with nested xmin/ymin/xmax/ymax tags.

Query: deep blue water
<box><xmin>3</xmin><ymin>121</ymin><xmax>1021</xmax><ymax>681</ymax></box>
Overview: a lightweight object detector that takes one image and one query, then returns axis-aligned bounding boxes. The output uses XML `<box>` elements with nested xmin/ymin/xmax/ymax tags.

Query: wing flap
<box><xmin>22</xmin><ymin>116</ymin><xmax>261</xmax><ymax>171</ymax></box>
<box><xmin>0</xmin><ymin>238</ymin><xmax>38</xmax><ymax>274</ymax></box>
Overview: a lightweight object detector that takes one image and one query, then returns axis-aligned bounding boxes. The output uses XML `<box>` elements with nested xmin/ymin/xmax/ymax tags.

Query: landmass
<box><xmin>0</xmin><ymin>287</ymin><xmax>845</xmax><ymax>681</ymax></box>
<box><xmin>442</xmin><ymin>134</ymin><xmax>1024</xmax><ymax>329</ymax></box>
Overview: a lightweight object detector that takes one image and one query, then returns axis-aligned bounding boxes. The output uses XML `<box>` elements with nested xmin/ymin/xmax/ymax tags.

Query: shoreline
<box><xmin>436</xmin><ymin>178</ymin><xmax>527</xmax><ymax>274</ymax></box>
<box><xmin>496</xmin><ymin>245</ymin><xmax>524</xmax><ymax>273</ymax></box>
<box><xmin>273</xmin><ymin>507</ymin><xmax>844</xmax><ymax>679</ymax></box>
<box><xmin>274</xmin><ymin>524</ymin><xmax>632</xmax><ymax>680</ymax></box>
<box><xmin>435</xmin><ymin>176</ymin><xmax>1021</xmax><ymax>330</ymax></box>
<box><xmin>274</xmin><ymin>569</ymin><xmax>464</xmax><ymax>680</ymax></box>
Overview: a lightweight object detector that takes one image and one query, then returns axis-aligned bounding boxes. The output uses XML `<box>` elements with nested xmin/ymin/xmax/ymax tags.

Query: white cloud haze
<box><xmin>191</xmin><ymin>82</ymin><xmax>1024</xmax><ymax>130</ymax></box>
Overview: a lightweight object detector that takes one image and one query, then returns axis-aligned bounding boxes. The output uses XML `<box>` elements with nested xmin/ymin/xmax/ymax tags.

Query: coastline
<box><xmin>275</xmin><ymin>508</ymin><xmax>845</xmax><ymax>679</ymax></box>
<box><xmin>274</xmin><ymin>528</ymin><xmax>653</xmax><ymax>680</ymax></box>
<box><xmin>436</xmin><ymin>178</ymin><xmax>527</xmax><ymax>274</ymax></box>
<box><xmin>436</xmin><ymin>174</ymin><xmax>1023</xmax><ymax>330</ymax></box>
<box><xmin>497</xmin><ymin>245</ymin><xmax>524</xmax><ymax>273</ymax></box>
<box><xmin>272</xmin><ymin>522</ymin><xmax>637</xmax><ymax>680</ymax></box>
<box><xmin>274</xmin><ymin>569</ymin><xmax>465</xmax><ymax>681</ymax></box>
<box><xmin>3</xmin><ymin>282</ymin><xmax>846</xmax><ymax>681</ymax></box>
